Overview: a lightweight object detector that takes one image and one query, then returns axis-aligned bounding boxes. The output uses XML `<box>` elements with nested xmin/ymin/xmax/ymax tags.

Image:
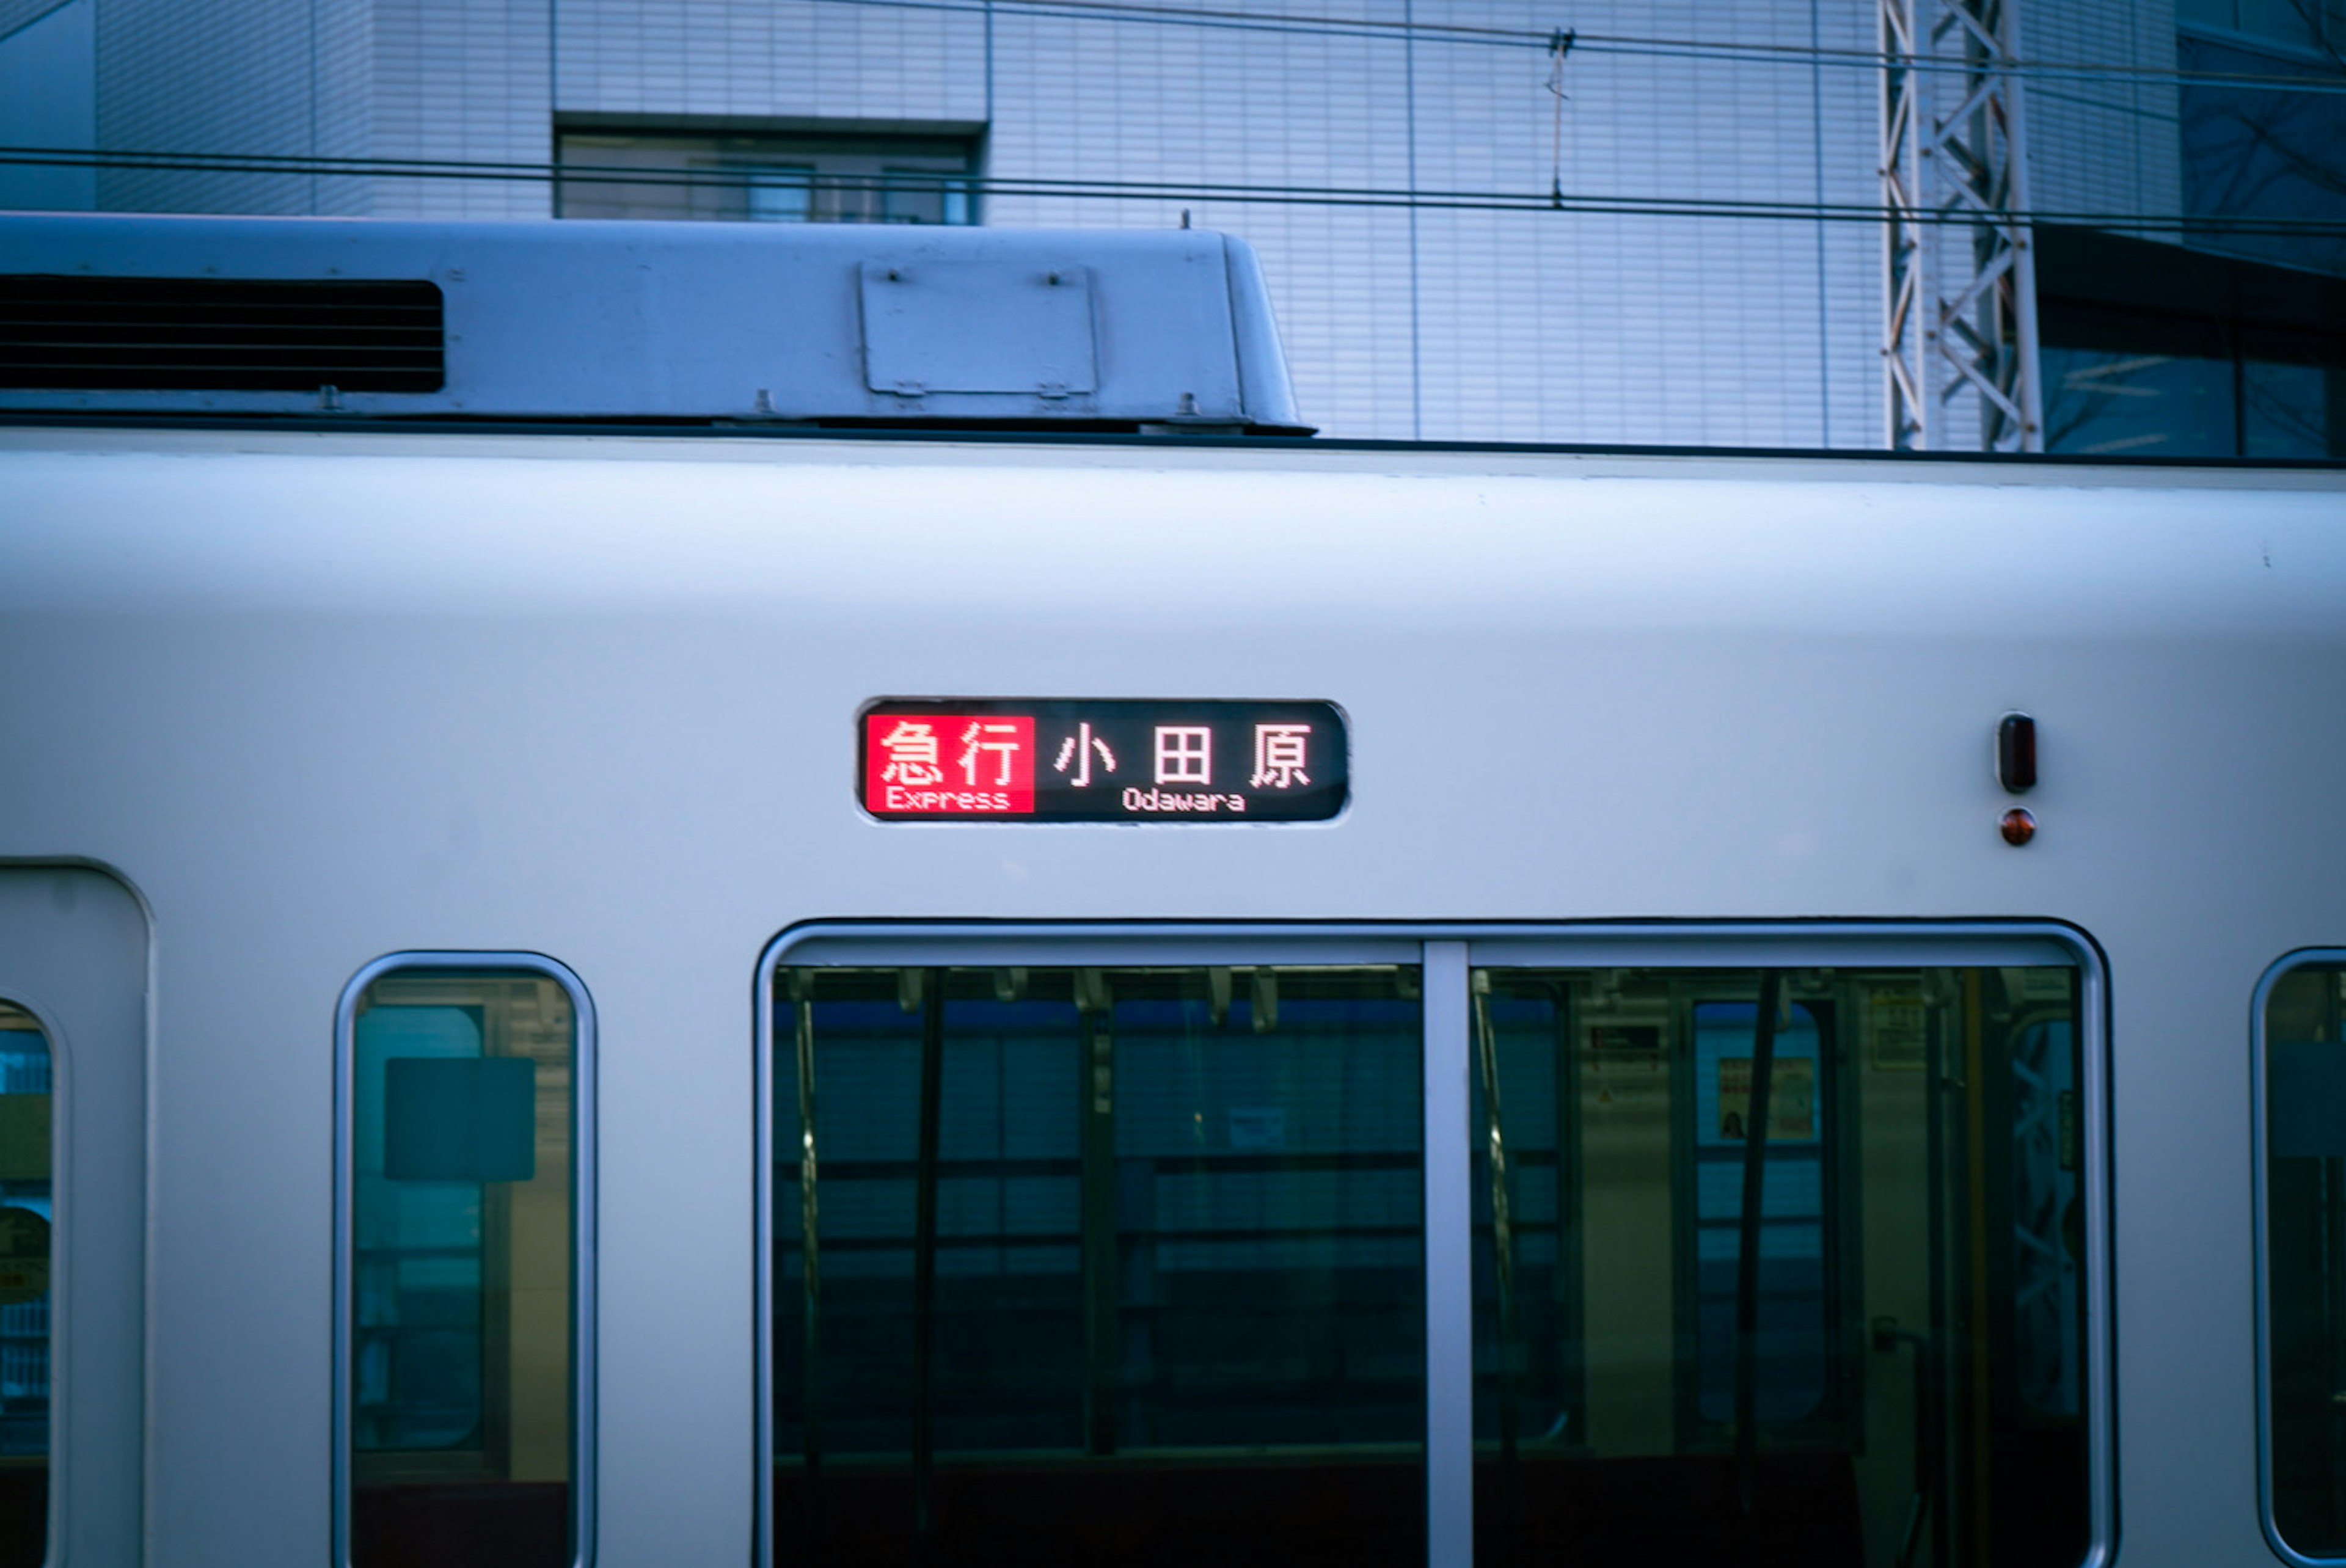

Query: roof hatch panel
<box><xmin>860</xmin><ymin>259</ymin><xmax>1097</xmax><ymax>397</ymax></box>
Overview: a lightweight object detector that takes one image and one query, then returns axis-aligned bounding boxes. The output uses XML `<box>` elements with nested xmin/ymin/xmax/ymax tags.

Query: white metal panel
<box><xmin>0</xmin><ymin>867</ymin><xmax>146</xmax><ymax>1568</ymax></box>
<box><xmin>860</xmin><ymin>258</ymin><xmax>1102</xmax><ymax>395</ymax></box>
<box><xmin>0</xmin><ymin>430</ymin><xmax>2339</xmax><ymax>1566</ymax></box>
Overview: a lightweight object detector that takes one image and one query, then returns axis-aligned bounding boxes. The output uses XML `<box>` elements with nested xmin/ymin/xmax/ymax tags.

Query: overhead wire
<box><xmin>681</xmin><ymin>0</ymin><xmax>2346</xmax><ymax>98</ymax></box>
<box><xmin>6</xmin><ymin>144</ymin><xmax>2344</xmax><ymax>235</ymax></box>
<box><xmin>4</xmin><ymin>3</ymin><xmax>2339</xmax><ymax>234</ymax></box>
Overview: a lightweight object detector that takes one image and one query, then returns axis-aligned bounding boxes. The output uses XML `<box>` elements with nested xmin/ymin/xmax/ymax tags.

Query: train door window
<box><xmin>769</xmin><ymin>962</ymin><xmax>1424</xmax><ymax>1567</ymax></box>
<box><xmin>0</xmin><ymin>1002</ymin><xmax>51</xmax><ymax>1568</ymax></box>
<box><xmin>337</xmin><ymin>960</ymin><xmax>594</xmax><ymax>1568</ymax></box>
<box><xmin>2260</xmin><ymin>955</ymin><xmax>2346</xmax><ymax>1561</ymax></box>
<box><xmin>1469</xmin><ymin>963</ymin><xmax>2093</xmax><ymax>1568</ymax></box>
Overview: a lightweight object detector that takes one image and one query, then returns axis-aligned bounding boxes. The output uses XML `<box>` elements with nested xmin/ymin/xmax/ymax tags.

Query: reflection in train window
<box><xmin>2265</xmin><ymin>960</ymin><xmax>2346</xmax><ymax>1560</ymax></box>
<box><xmin>772</xmin><ymin>965</ymin><xmax>1424</xmax><ymax>1567</ymax></box>
<box><xmin>348</xmin><ymin>971</ymin><xmax>580</xmax><ymax>1568</ymax></box>
<box><xmin>1469</xmin><ymin>967</ymin><xmax>2087</xmax><ymax>1567</ymax></box>
<box><xmin>0</xmin><ymin>1002</ymin><xmax>51</xmax><ymax>1568</ymax></box>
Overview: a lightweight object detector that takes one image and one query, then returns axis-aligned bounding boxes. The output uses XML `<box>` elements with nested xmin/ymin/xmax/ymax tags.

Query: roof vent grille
<box><xmin>0</xmin><ymin>275</ymin><xmax>444</xmax><ymax>392</ymax></box>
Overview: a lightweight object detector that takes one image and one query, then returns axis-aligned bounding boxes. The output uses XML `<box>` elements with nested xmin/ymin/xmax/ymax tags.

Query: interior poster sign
<box><xmin>861</xmin><ymin>699</ymin><xmax>1347</xmax><ymax>822</ymax></box>
<box><xmin>1715</xmin><ymin>1057</ymin><xmax>1818</xmax><ymax>1143</ymax></box>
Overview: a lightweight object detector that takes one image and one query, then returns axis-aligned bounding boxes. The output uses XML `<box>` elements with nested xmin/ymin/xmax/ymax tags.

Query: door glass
<box><xmin>2265</xmin><ymin>961</ymin><xmax>2346</xmax><ymax>1558</ymax></box>
<box><xmin>349</xmin><ymin>971</ymin><xmax>578</xmax><ymax>1568</ymax></box>
<box><xmin>772</xmin><ymin>964</ymin><xmax>1424</xmax><ymax>1567</ymax></box>
<box><xmin>0</xmin><ymin>1002</ymin><xmax>50</xmax><ymax>1568</ymax></box>
<box><xmin>1469</xmin><ymin>966</ymin><xmax>2089</xmax><ymax>1567</ymax></box>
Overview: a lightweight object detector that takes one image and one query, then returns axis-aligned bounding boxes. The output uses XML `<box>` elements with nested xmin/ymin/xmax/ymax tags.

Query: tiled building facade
<box><xmin>1</xmin><ymin>0</ymin><xmax>2338</xmax><ymax>451</ymax></box>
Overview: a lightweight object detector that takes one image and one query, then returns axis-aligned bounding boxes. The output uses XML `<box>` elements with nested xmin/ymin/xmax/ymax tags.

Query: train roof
<box><xmin>0</xmin><ymin>211</ymin><xmax>1307</xmax><ymax>434</ymax></box>
<box><xmin>2</xmin><ymin>423</ymin><xmax>2341</xmax><ymax>643</ymax></box>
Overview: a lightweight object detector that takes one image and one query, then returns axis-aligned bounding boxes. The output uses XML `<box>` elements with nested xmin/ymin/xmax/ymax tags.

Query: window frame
<box><xmin>550</xmin><ymin>123</ymin><xmax>985</xmax><ymax>227</ymax></box>
<box><xmin>755</xmin><ymin>921</ymin><xmax>2114</xmax><ymax>1568</ymax></box>
<box><xmin>332</xmin><ymin>952</ymin><xmax>599</xmax><ymax>1568</ymax></box>
<box><xmin>2254</xmin><ymin>949</ymin><xmax>2346</xmax><ymax>1566</ymax></box>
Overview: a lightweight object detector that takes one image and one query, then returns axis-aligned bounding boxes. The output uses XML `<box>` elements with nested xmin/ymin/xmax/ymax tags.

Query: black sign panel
<box><xmin>861</xmin><ymin>699</ymin><xmax>1347</xmax><ymax>822</ymax></box>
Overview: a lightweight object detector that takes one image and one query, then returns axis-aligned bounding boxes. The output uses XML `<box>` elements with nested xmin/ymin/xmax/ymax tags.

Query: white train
<box><xmin>1</xmin><ymin>211</ymin><xmax>2344</xmax><ymax>1568</ymax></box>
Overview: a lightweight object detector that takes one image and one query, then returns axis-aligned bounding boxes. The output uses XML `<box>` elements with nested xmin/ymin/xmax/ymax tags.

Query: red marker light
<box><xmin>2000</xmin><ymin>808</ymin><xmax>2036</xmax><ymax>847</ymax></box>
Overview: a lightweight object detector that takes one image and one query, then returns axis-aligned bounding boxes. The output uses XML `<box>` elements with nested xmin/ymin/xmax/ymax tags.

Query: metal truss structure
<box><xmin>1880</xmin><ymin>0</ymin><xmax>2044</xmax><ymax>452</ymax></box>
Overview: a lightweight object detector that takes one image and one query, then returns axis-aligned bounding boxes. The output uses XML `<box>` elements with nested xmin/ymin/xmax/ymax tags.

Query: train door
<box><xmin>1465</xmin><ymin>946</ymin><xmax>2102</xmax><ymax>1568</ymax></box>
<box><xmin>754</xmin><ymin>927</ymin><xmax>2108</xmax><ymax>1568</ymax></box>
<box><xmin>759</xmin><ymin>934</ymin><xmax>1433</xmax><ymax>1568</ymax></box>
<box><xmin>0</xmin><ymin>867</ymin><xmax>147</xmax><ymax>1568</ymax></box>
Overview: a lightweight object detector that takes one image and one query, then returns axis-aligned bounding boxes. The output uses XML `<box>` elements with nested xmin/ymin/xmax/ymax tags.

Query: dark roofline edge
<box><xmin>0</xmin><ymin>408</ymin><xmax>2341</xmax><ymax>472</ymax></box>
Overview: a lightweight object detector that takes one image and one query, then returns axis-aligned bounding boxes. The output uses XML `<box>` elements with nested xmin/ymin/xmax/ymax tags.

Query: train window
<box><xmin>339</xmin><ymin>963</ymin><xmax>592</xmax><ymax>1568</ymax></box>
<box><xmin>770</xmin><ymin>964</ymin><xmax>1424</xmax><ymax>1567</ymax></box>
<box><xmin>1469</xmin><ymin>966</ymin><xmax>2089</xmax><ymax>1567</ymax></box>
<box><xmin>2262</xmin><ymin>957</ymin><xmax>2346</xmax><ymax>1561</ymax></box>
<box><xmin>0</xmin><ymin>1002</ymin><xmax>51</xmax><ymax>1568</ymax></box>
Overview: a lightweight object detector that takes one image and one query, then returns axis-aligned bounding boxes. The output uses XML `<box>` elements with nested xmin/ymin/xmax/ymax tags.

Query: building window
<box><xmin>2177</xmin><ymin>0</ymin><xmax>2346</xmax><ymax>56</ymax></box>
<box><xmin>554</xmin><ymin>123</ymin><xmax>980</xmax><ymax>226</ymax></box>
<box><xmin>2042</xmin><ymin>348</ymin><xmax>2337</xmax><ymax>459</ymax></box>
<box><xmin>2173</xmin><ymin>18</ymin><xmax>2346</xmax><ymax>284</ymax></box>
<box><xmin>2037</xmin><ymin>227</ymin><xmax>2346</xmax><ymax>459</ymax></box>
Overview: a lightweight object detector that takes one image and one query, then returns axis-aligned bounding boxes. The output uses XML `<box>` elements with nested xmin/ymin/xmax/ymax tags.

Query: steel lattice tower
<box><xmin>1880</xmin><ymin>0</ymin><xmax>2045</xmax><ymax>452</ymax></box>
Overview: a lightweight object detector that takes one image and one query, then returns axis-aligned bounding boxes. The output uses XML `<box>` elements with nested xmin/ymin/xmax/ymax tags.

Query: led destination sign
<box><xmin>861</xmin><ymin>699</ymin><xmax>1347</xmax><ymax>822</ymax></box>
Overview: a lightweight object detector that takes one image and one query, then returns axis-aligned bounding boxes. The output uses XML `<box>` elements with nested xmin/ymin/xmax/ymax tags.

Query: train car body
<box><xmin>1</xmin><ymin>215</ymin><xmax>2344</xmax><ymax>1568</ymax></box>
